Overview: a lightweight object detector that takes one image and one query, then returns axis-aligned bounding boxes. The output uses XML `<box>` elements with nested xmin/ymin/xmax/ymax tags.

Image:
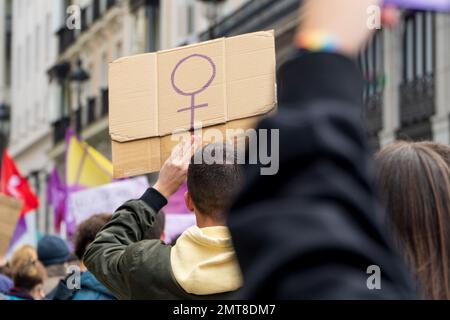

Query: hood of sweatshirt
<box><xmin>170</xmin><ymin>226</ymin><xmax>243</xmax><ymax>295</ymax></box>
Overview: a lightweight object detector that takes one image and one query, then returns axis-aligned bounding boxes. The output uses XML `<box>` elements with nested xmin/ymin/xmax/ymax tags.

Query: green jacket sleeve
<box><xmin>84</xmin><ymin>190</ymin><xmax>171</xmax><ymax>300</ymax></box>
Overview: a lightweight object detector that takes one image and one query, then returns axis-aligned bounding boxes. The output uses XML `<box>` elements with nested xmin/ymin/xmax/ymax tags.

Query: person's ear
<box><xmin>160</xmin><ymin>231</ymin><xmax>166</xmax><ymax>241</ymax></box>
<box><xmin>185</xmin><ymin>191</ymin><xmax>195</xmax><ymax>212</ymax></box>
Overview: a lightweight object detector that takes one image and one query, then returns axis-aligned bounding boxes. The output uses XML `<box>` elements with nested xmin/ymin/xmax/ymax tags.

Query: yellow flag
<box><xmin>66</xmin><ymin>134</ymin><xmax>113</xmax><ymax>187</ymax></box>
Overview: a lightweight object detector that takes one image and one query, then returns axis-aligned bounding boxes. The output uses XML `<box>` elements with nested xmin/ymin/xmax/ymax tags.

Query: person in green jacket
<box><xmin>84</xmin><ymin>138</ymin><xmax>243</xmax><ymax>299</ymax></box>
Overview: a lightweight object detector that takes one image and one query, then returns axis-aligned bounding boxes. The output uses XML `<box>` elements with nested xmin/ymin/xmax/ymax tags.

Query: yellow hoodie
<box><xmin>170</xmin><ymin>226</ymin><xmax>243</xmax><ymax>295</ymax></box>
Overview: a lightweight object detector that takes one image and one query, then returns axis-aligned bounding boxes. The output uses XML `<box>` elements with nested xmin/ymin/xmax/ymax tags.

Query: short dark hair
<box><xmin>74</xmin><ymin>213</ymin><xmax>112</xmax><ymax>260</ymax></box>
<box><xmin>144</xmin><ymin>210</ymin><xmax>166</xmax><ymax>240</ymax></box>
<box><xmin>187</xmin><ymin>143</ymin><xmax>242</xmax><ymax>219</ymax></box>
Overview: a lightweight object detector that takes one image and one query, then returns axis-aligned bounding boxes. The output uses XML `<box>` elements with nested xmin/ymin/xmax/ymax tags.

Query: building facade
<box><xmin>7</xmin><ymin>0</ymin><xmax>60</xmax><ymax>238</ymax></box>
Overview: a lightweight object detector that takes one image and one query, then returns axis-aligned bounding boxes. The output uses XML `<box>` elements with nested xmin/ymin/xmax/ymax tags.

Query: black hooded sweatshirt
<box><xmin>228</xmin><ymin>51</ymin><xmax>417</xmax><ymax>299</ymax></box>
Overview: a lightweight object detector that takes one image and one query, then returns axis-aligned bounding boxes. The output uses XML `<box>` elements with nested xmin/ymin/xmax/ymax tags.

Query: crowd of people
<box><xmin>1</xmin><ymin>0</ymin><xmax>450</xmax><ymax>300</ymax></box>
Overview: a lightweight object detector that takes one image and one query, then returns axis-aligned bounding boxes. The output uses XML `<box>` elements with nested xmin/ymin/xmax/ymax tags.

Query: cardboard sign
<box><xmin>109</xmin><ymin>30</ymin><xmax>277</xmax><ymax>178</ymax></box>
<box><xmin>67</xmin><ymin>177</ymin><xmax>149</xmax><ymax>226</ymax></box>
<box><xmin>0</xmin><ymin>193</ymin><xmax>23</xmax><ymax>256</ymax></box>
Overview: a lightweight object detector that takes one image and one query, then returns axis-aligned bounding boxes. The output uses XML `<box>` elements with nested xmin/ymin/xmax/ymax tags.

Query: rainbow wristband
<box><xmin>295</xmin><ymin>31</ymin><xmax>340</xmax><ymax>53</ymax></box>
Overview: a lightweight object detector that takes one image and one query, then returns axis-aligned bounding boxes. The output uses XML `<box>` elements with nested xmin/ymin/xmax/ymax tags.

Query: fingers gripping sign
<box><xmin>154</xmin><ymin>136</ymin><xmax>201</xmax><ymax>199</ymax></box>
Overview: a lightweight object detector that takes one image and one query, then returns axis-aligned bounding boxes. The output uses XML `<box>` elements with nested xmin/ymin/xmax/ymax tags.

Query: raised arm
<box><xmin>228</xmin><ymin>0</ymin><xmax>416</xmax><ymax>299</ymax></box>
<box><xmin>83</xmin><ymin>189</ymin><xmax>168</xmax><ymax>299</ymax></box>
<box><xmin>84</xmin><ymin>137</ymin><xmax>198</xmax><ymax>299</ymax></box>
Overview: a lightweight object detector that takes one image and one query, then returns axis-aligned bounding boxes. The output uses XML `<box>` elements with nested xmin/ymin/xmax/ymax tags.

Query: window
<box><xmin>5</xmin><ymin>2</ymin><xmax>11</xmax><ymax>86</ymax></box>
<box><xmin>93</xmin><ymin>0</ymin><xmax>101</xmax><ymax>21</ymax></box>
<box><xmin>359</xmin><ymin>31</ymin><xmax>384</xmax><ymax>102</ymax></box>
<box><xmin>403</xmin><ymin>12</ymin><xmax>435</xmax><ymax>82</ymax></box>
<box><xmin>61</xmin><ymin>81</ymin><xmax>70</xmax><ymax>118</ymax></box>
<box><xmin>81</xmin><ymin>7</ymin><xmax>88</xmax><ymax>32</ymax></box>
<box><xmin>358</xmin><ymin>31</ymin><xmax>384</xmax><ymax>142</ymax></box>
<box><xmin>147</xmin><ymin>2</ymin><xmax>160</xmax><ymax>51</ymax></box>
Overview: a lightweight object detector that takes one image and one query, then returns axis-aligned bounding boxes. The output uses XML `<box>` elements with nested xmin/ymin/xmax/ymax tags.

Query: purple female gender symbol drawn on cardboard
<box><xmin>171</xmin><ymin>53</ymin><xmax>216</xmax><ymax>131</ymax></box>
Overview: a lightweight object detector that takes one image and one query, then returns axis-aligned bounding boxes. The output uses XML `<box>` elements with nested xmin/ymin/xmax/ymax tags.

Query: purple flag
<box><xmin>384</xmin><ymin>0</ymin><xmax>450</xmax><ymax>11</ymax></box>
<box><xmin>47</xmin><ymin>167</ymin><xmax>68</xmax><ymax>233</ymax></box>
<box><xmin>9</xmin><ymin>217</ymin><xmax>28</xmax><ymax>249</ymax></box>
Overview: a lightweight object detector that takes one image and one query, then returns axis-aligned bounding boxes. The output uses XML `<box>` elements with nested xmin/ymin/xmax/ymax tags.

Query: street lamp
<box><xmin>69</xmin><ymin>58</ymin><xmax>90</xmax><ymax>135</ymax></box>
<box><xmin>197</xmin><ymin>0</ymin><xmax>227</xmax><ymax>39</ymax></box>
<box><xmin>0</xmin><ymin>103</ymin><xmax>11</xmax><ymax>172</ymax></box>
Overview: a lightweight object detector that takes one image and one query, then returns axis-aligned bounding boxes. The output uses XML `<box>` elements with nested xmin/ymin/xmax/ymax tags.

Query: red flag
<box><xmin>1</xmin><ymin>150</ymin><xmax>39</xmax><ymax>217</ymax></box>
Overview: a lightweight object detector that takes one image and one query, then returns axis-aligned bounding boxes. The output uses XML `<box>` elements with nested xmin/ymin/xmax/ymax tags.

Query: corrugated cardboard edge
<box><xmin>0</xmin><ymin>193</ymin><xmax>23</xmax><ymax>210</ymax></box>
<box><xmin>112</xmin><ymin>111</ymin><xmax>275</xmax><ymax>179</ymax></box>
<box><xmin>0</xmin><ymin>194</ymin><xmax>23</xmax><ymax>256</ymax></box>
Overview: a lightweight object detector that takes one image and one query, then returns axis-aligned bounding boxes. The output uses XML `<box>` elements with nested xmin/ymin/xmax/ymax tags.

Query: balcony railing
<box><xmin>199</xmin><ymin>0</ymin><xmax>299</xmax><ymax>40</ymax></box>
<box><xmin>81</xmin><ymin>7</ymin><xmax>88</xmax><ymax>32</ymax></box>
<box><xmin>399</xmin><ymin>74</ymin><xmax>435</xmax><ymax>126</ymax></box>
<box><xmin>57</xmin><ymin>0</ymin><xmax>119</xmax><ymax>55</ymax></box>
<box><xmin>52</xmin><ymin>117</ymin><xmax>70</xmax><ymax>144</ymax></box>
<box><xmin>396</xmin><ymin>120</ymin><xmax>433</xmax><ymax>141</ymax></box>
<box><xmin>364</xmin><ymin>93</ymin><xmax>383</xmax><ymax>135</ymax></box>
<box><xmin>75</xmin><ymin>108</ymin><xmax>83</xmax><ymax>136</ymax></box>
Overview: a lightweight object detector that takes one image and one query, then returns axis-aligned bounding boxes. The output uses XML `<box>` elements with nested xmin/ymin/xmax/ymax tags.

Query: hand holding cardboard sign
<box><xmin>154</xmin><ymin>136</ymin><xmax>201</xmax><ymax>199</ymax></box>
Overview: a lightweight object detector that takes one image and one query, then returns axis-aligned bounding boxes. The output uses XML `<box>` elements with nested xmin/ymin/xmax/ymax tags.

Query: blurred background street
<box><xmin>0</xmin><ymin>0</ymin><xmax>449</xmax><ymax>246</ymax></box>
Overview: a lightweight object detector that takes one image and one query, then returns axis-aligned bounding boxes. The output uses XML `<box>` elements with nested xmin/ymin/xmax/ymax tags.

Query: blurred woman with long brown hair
<box><xmin>375</xmin><ymin>141</ymin><xmax>450</xmax><ymax>299</ymax></box>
